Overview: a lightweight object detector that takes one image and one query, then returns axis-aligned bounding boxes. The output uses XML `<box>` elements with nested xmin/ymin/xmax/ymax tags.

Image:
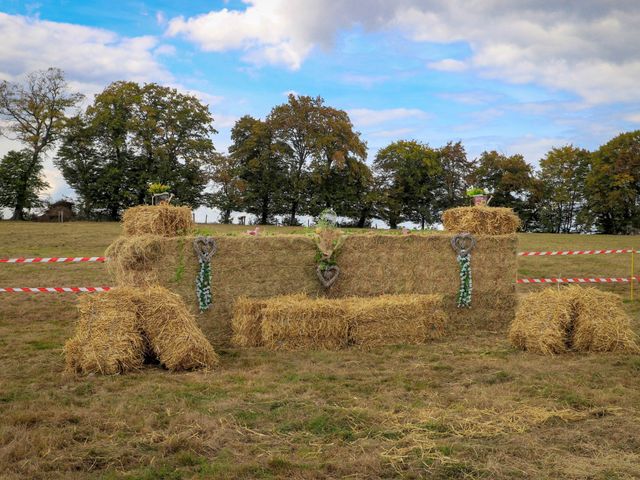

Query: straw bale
<box><xmin>261</xmin><ymin>294</ymin><xmax>349</xmax><ymax>350</ymax></box>
<box><xmin>231</xmin><ymin>297</ymin><xmax>267</xmax><ymax>347</ymax></box>
<box><xmin>64</xmin><ymin>289</ymin><xmax>146</xmax><ymax>374</ymax></box>
<box><xmin>569</xmin><ymin>287</ymin><xmax>639</xmax><ymax>353</ymax></box>
<box><xmin>347</xmin><ymin>294</ymin><xmax>447</xmax><ymax>347</ymax></box>
<box><xmin>122</xmin><ymin>205</ymin><xmax>194</xmax><ymax>237</ymax></box>
<box><xmin>510</xmin><ymin>286</ymin><xmax>639</xmax><ymax>354</ymax></box>
<box><xmin>136</xmin><ymin>286</ymin><xmax>219</xmax><ymax>371</ymax></box>
<box><xmin>105</xmin><ymin>235</ymin><xmax>167</xmax><ymax>286</ymax></box>
<box><xmin>442</xmin><ymin>206</ymin><xmax>521</xmax><ymax>235</ymax></box>
<box><xmin>106</xmin><ymin>233</ymin><xmax>518</xmax><ymax>346</ymax></box>
<box><xmin>509</xmin><ymin>289</ymin><xmax>573</xmax><ymax>354</ymax></box>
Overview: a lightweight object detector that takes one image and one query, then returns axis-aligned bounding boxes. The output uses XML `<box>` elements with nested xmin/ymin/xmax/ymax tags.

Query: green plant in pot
<box><xmin>466</xmin><ymin>187</ymin><xmax>490</xmax><ymax>207</ymax></box>
<box><xmin>148</xmin><ymin>183</ymin><xmax>173</xmax><ymax>205</ymax></box>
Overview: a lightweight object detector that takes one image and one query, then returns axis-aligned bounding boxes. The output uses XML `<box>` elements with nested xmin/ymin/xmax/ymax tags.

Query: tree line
<box><xmin>1</xmin><ymin>68</ymin><xmax>639</xmax><ymax>234</ymax></box>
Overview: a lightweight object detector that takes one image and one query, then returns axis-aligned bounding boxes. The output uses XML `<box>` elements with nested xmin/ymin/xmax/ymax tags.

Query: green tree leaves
<box><xmin>55</xmin><ymin>81</ymin><xmax>216</xmax><ymax>219</ymax></box>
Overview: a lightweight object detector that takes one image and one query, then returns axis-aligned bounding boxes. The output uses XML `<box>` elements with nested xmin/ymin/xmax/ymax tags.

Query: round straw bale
<box><xmin>136</xmin><ymin>286</ymin><xmax>219</xmax><ymax>371</ymax></box>
<box><xmin>122</xmin><ymin>205</ymin><xmax>194</xmax><ymax>237</ymax></box>
<box><xmin>442</xmin><ymin>206</ymin><xmax>521</xmax><ymax>235</ymax></box>
<box><xmin>64</xmin><ymin>289</ymin><xmax>147</xmax><ymax>375</ymax></box>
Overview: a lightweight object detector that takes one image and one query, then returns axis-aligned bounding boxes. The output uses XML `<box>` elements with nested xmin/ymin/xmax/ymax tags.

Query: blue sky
<box><xmin>1</xmin><ymin>0</ymin><xmax>639</xmax><ymax>216</ymax></box>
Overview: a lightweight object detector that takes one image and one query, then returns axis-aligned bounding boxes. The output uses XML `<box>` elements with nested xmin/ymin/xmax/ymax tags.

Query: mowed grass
<box><xmin>0</xmin><ymin>221</ymin><xmax>639</xmax><ymax>479</ymax></box>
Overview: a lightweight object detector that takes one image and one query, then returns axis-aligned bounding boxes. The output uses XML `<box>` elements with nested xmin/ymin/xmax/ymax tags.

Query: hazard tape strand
<box><xmin>517</xmin><ymin>276</ymin><xmax>640</xmax><ymax>284</ymax></box>
<box><xmin>1</xmin><ymin>249</ymin><xmax>636</xmax><ymax>262</ymax></box>
<box><xmin>518</xmin><ymin>249</ymin><xmax>635</xmax><ymax>256</ymax></box>
<box><xmin>1</xmin><ymin>278</ymin><xmax>639</xmax><ymax>292</ymax></box>
<box><xmin>0</xmin><ymin>256</ymin><xmax>106</xmax><ymax>263</ymax></box>
<box><xmin>0</xmin><ymin>286</ymin><xmax>112</xmax><ymax>293</ymax></box>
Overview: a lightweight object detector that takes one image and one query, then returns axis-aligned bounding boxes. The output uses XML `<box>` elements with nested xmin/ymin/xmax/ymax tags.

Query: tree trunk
<box><xmin>260</xmin><ymin>194</ymin><xmax>270</xmax><ymax>225</ymax></box>
<box><xmin>222</xmin><ymin>209</ymin><xmax>232</xmax><ymax>224</ymax></box>
<box><xmin>357</xmin><ymin>209</ymin><xmax>368</xmax><ymax>228</ymax></box>
<box><xmin>289</xmin><ymin>202</ymin><xmax>298</xmax><ymax>226</ymax></box>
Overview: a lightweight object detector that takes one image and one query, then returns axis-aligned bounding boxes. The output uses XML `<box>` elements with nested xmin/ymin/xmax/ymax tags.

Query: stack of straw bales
<box><xmin>232</xmin><ymin>293</ymin><xmax>447</xmax><ymax>350</ymax></box>
<box><xmin>122</xmin><ymin>204</ymin><xmax>194</xmax><ymax>237</ymax></box>
<box><xmin>65</xmin><ymin>286</ymin><xmax>218</xmax><ymax>375</ymax></box>
<box><xmin>107</xmin><ymin>233</ymin><xmax>517</xmax><ymax>347</ymax></box>
<box><xmin>442</xmin><ymin>206</ymin><xmax>520</xmax><ymax>235</ymax></box>
<box><xmin>509</xmin><ymin>286</ymin><xmax>639</xmax><ymax>354</ymax></box>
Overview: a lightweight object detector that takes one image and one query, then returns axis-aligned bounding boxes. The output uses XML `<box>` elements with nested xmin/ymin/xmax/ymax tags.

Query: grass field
<box><xmin>1</xmin><ymin>222</ymin><xmax>639</xmax><ymax>479</ymax></box>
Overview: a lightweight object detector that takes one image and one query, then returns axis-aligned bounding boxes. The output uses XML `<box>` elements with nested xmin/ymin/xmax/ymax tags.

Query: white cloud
<box><xmin>0</xmin><ymin>13</ymin><xmax>172</xmax><ymax>95</ymax></box>
<box><xmin>624</xmin><ymin>113</ymin><xmax>640</xmax><ymax>123</ymax></box>
<box><xmin>427</xmin><ymin>58</ymin><xmax>467</xmax><ymax>72</ymax></box>
<box><xmin>347</xmin><ymin>108</ymin><xmax>429</xmax><ymax>127</ymax></box>
<box><xmin>167</xmin><ymin>1</ymin><xmax>640</xmax><ymax>103</ymax></box>
<box><xmin>505</xmin><ymin>135</ymin><xmax>570</xmax><ymax>166</ymax></box>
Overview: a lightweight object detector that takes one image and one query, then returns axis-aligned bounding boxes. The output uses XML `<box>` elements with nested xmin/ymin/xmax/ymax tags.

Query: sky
<box><xmin>0</xmin><ymin>0</ymin><xmax>639</xmax><ymax>221</ymax></box>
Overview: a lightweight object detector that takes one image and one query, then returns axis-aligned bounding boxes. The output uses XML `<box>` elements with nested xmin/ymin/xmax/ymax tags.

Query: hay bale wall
<box><xmin>107</xmin><ymin>233</ymin><xmax>517</xmax><ymax>347</ymax></box>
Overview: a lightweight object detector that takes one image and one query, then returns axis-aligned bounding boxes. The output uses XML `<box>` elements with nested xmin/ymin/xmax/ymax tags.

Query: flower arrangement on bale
<box><xmin>314</xmin><ymin>225</ymin><xmax>345</xmax><ymax>288</ymax></box>
<box><xmin>148</xmin><ymin>182</ymin><xmax>173</xmax><ymax>205</ymax></box>
<box><xmin>466</xmin><ymin>186</ymin><xmax>490</xmax><ymax>206</ymax></box>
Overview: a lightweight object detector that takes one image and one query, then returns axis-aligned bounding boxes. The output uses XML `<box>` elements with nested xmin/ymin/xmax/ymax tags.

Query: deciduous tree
<box><xmin>584</xmin><ymin>131</ymin><xmax>640</xmax><ymax>234</ymax></box>
<box><xmin>373</xmin><ymin>140</ymin><xmax>441</xmax><ymax>229</ymax></box>
<box><xmin>0</xmin><ymin>68</ymin><xmax>83</xmax><ymax>219</ymax></box>
<box><xmin>0</xmin><ymin>150</ymin><xmax>49</xmax><ymax>217</ymax></box>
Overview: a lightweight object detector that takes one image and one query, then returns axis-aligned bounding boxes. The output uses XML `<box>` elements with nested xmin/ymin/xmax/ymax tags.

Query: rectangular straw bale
<box><xmin>346</xmin><ymin>294</ymin><xmax>447</xmax><ymax>347</ymax></box>
<box><xmin>568</xmin><ymin>287</ymin><xmax>639</xmax><ymax>353</ymax></box>
<box><xmin>508</xmin><ymin>289</ymin><xmax>573</xmax><ymax>355</ymax></box>
<box><xmin>442</xmin><ymin>206</ymin><xmax>521</xmax><ymax>235</ymax></box>
<box><xmin>135</xmin><ymin>286</ymin><xmax>219</xmax><ymax>371</ymax></box>
<box><xmin>261</xmin><ymin>294</ymin><xmax>349</xmax><ymax>350</ymax></box>
<box><xmin>64</xmin><ymin>289</ymin><xmax>146</xmax><ymax>375</ymax></box>
<box><xmin>232</xmin><ymin>297</ymin><xmax>267</xmax><ymax>347</ymax></box>
<box><xmin>122</xmin><ymin>205</ymin><xmax>194</xmax><ymax>237</ymax></box>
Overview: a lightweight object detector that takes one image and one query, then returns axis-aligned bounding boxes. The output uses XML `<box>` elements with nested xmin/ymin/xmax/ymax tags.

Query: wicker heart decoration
<box><xmin>316</xmin><ymin>265</ymin><xmax>340</xmax><ymax>288</ymax></box>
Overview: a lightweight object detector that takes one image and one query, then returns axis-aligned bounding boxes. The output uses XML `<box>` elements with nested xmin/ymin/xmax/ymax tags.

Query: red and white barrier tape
<box><xmin>517</xmin><ymin>276</ymin><xmax>639</xmax><ymax>284</ymax></box>
<box><xmin>1</xmin><ymin>277</ymin><xmax>638</xmax><ymax>292</ymax></box>
<box><xmin>0</xmin><ymin>286</ymin><xmax>112</xmax><ymax>293</ymax></box>
<box><xmin>518</xmin><ymin>249</ymin><xmax>635</xmax><ymax>256</ymax></box>
<box><xmin>0</xmin><ymin>256</ymin><xmax>106</xmax><ymax>263</ymax></box>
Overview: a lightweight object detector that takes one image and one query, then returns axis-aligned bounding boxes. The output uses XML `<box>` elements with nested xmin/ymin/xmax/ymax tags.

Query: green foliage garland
<box><xmin>456</xmin><ymin>253</ymin><xmax>472</xmax><ymax>308</ymax></box>
<box><xmin>196</xmin><ymin>259</ymin><xmax>212</xmax><ymax>312</ymax></box>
